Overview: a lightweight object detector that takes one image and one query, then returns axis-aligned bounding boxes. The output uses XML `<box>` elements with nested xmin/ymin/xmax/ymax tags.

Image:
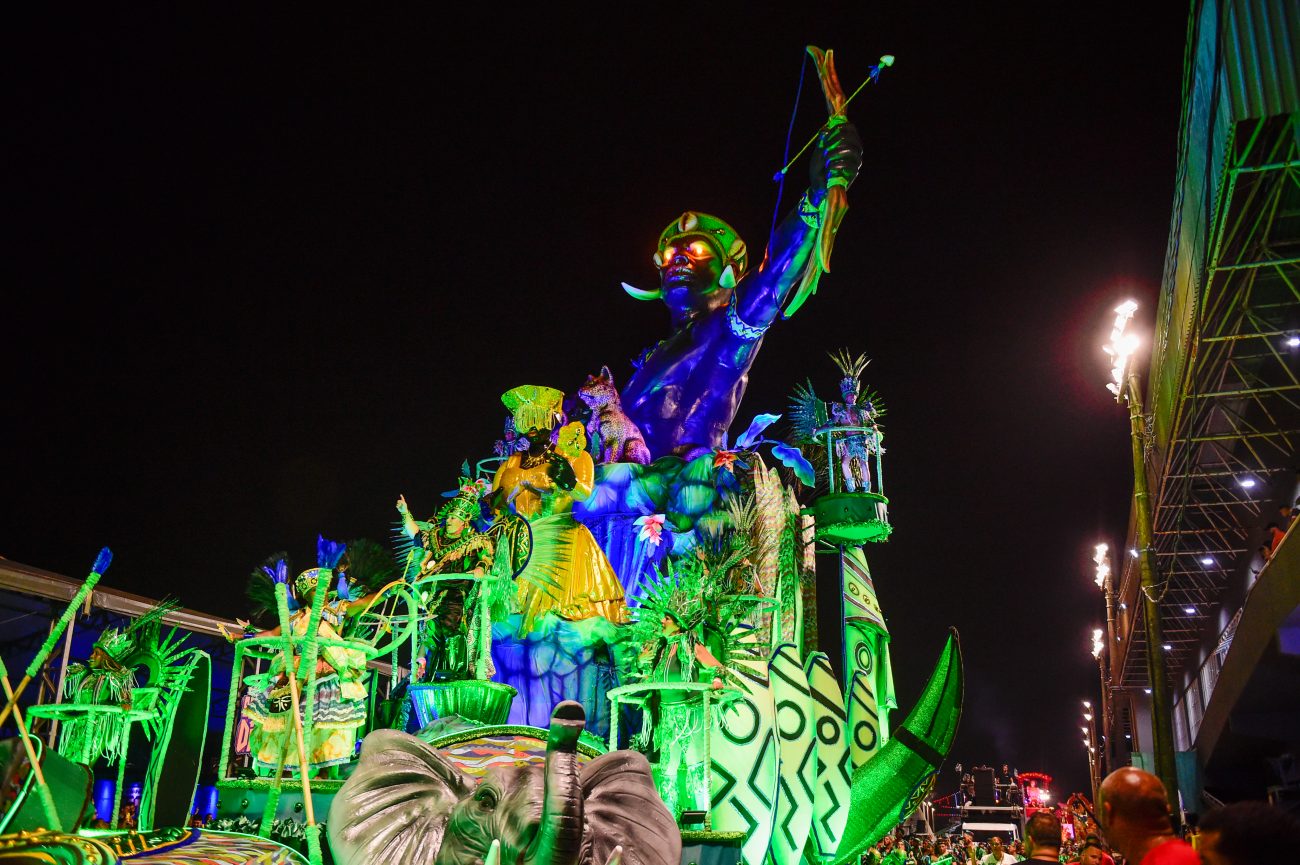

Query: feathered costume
<box><xmin>788</xmin><ymin>348</ymin><xmax>886</xmax><ymax>494</ymax></box>
<box><xmin>628</xmin><ymin>547</ymin><xmax>767</xmax><ymax>817</ymax></box>
<box><xmin>242</xmin><ymin>542</ymin><xmax>368</xmax><ymax>773</ymax></box>
<box><xmin>61</xmin><ymin>601</ymin><xmax>187</xmax><ymax>764</ymax></box>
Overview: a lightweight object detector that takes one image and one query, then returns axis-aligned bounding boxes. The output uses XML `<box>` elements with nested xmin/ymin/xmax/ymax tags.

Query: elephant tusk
<box><xmin>483</xmin><ymin>839</ymin><xmax>502</xmax><ymax>865</ymax></box>
<box><xmin>602</xmin><ymin>845</ymin><xmax>624</xmax><ymax>865</ymax></box>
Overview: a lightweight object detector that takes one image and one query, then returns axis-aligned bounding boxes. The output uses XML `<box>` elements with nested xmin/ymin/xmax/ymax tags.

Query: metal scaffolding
<box><xmin>1116</xmin><ymin>112</ymin><xmax>1300</xmax><ymax>690</ymax></box>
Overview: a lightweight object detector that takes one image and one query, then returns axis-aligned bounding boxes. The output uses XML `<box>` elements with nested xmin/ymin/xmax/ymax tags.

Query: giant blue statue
<box><xmin>619</xmin><ymin>120</ymin><xmax>863</xmax><ymax>459</ymax></box>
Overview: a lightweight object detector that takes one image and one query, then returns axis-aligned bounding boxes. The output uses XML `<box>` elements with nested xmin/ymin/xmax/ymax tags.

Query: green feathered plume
<box><xmin>340</xmin><ymin>537</ymin><xmax>398</xmax><ymax>596</ymax></box>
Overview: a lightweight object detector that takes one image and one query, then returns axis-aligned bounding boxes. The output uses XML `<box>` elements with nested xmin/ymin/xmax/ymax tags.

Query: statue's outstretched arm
<box><xmin>735</xmin><ymin>120</ymin><xmax>862</xmax><ymax>330</ymax></box>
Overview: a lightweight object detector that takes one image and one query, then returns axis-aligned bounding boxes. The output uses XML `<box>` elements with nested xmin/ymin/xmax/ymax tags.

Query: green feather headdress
<box><xmin>438</xmin><ymin>477</ymin><xmax>489</xmax><ymax>524</ymax></box>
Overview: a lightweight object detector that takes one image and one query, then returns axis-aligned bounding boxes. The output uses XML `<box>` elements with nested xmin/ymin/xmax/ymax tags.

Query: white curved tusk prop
<box><xmin>484</xmin><ymin>839</ymin><xmax>502</xmax><ymax>865</ymax></box>
<box><xmin>621</xmin><ymin>282</ymin><xmax>663</xmax><ymax>301</ymax></box>
<box><xmin>603</xmin><ymin>845</ymin><xmax>624</xmax><ymax>865</ymax></box>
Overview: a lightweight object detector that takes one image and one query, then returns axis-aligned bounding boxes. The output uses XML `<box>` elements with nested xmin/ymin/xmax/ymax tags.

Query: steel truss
<box><xmin>1119</xmin><ymin>114</ymin><xmax>1300</xmax><ymax>687</ymax></box>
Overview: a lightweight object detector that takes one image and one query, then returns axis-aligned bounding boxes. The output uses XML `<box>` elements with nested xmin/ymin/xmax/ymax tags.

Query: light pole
<box><xmin>1082</xmin><ymin>701</ymin><xmax>1099</xmax><ymax>804</ymax></box>
<box><xmin>1088</xmin><ymin>636</ymin><xmax>1105</xmax><ymax>803</ymax></box>
<box><xmin>1092</xmin><ymin>543</ymin><xmax>1117</xmax><ymax>781</ymax></box>
<box><xmin>1103</xmin><ymin>300</ymin><xmax>1178</xmax><ymax>808</ymax></box>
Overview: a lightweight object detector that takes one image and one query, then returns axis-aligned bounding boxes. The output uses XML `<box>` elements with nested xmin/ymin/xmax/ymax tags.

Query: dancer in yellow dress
<box><xmin>490</xmin><ymin>385</ymin><xmax>630</xmax><ymax>628</ymax></box>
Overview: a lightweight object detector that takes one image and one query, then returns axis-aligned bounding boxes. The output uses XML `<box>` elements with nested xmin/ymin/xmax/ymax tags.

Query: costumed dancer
<box><xmin>235</xmin><ymin>542</ymin><xmax>382</xmax><ymax>778</ymax></box>
<box><xmin>490</xmin><ymin>385</ymin><xmax>630</xmax><ymax>627</ymax></box>
<box><xmin>396</xmin><ymin>479</ymin><xmax>495</xmax><ymax>680</ymax></box>
<box><xmin>58</xmin><ymin>601</ymin><xmax>184</xmax><ymax>764</ymax></box>
<box><xmin>637</xmin><ymin>606</ymin><xmax>727</xmax><ymax>820</ymax></box>
<box><xmin>629</xmin><ymin>554</ymin><xmax>761</xmax><ymax>822</ymax></box>
<box><xmin>826</xmin><ymin>349</ymin><xmax>882</xmax><ymax>493</ymax></box>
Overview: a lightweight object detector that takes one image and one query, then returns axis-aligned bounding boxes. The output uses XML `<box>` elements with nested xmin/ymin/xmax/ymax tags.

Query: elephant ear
<box><xmin>579</xmin><ymin>751</ymin><xmax>681</xmax><ymax>865</ymax></box>
<box><xmin>328</xmin><ymin>729</ymin><xmax>473</xmax><ymax>865</ymax></box>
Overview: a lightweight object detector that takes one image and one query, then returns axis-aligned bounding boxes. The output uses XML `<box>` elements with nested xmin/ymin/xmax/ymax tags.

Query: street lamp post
<box><xmin>1103</xmin><ymin>300</ymin><xmax>1179</xmax><ymax>809</ymax></box>
<box><xmin>1090</xmin><ymin>629</ymin><xmax>1106</xmax><ymax>784</ymax></box>
<box><xmin>1092</xmin><ymin>543</ymin><xmax>1117</xmax><ymax>781</ymax></box>
<box><xmin>1082</xmin><ymin>701</ymin><xmax>1099</xmax><ymax>804</ymax></box>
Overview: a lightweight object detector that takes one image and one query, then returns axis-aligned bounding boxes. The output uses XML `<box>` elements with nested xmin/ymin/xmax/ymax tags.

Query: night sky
<box><xmin>7</xmin><ymin>4</ymin><xmax>1188</xmax><ymax>798</ymax></box>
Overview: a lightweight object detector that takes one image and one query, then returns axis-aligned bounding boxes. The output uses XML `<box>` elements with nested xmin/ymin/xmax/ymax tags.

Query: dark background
<box><xmin>6</xmin><ymin>3</ymin><xmax>1188</xmax><ymax>799</ymax></box>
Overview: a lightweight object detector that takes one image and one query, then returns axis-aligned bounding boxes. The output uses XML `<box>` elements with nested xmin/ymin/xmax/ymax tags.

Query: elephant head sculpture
<box><xmin>328</xmin><ymin>700</ymin><xmax>680</xmax><ymax>865</ymax></box>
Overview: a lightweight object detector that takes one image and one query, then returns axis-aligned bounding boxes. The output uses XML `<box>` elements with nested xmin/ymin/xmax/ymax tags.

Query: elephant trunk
<box><xmin>524</xmin><ymin>701</ymin><xmax>587</xmax><ymax>865</ymax></box>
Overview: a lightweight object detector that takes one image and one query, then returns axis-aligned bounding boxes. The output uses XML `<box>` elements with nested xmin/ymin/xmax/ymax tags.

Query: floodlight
<box><xmin>1093</xmin><ymin>545</ymin><xmax>1111</xmax><ymax>588</ymax></box>
<box><xmin>1104</xmin><ymin>300</ymin><xmax>1140</xmax><ymax>399</ymax></box>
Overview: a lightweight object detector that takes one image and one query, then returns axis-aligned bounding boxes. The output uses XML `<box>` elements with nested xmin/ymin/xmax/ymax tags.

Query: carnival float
<box><xmin>0</xmin><ymin>46</ymin><xmax>962</xmax><ymax>865</ymax></box>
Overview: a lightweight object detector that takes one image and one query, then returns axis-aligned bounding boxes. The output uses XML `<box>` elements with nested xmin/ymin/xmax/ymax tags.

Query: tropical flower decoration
<box><xmin>460</xmin><ymin>478</ymin><xmax>490</xmax><ymax>498</ymax></box>
<box><xmin>635</xmin><ymin>513</ymin><xmax>667</xmax><ymax>546</ymax></box>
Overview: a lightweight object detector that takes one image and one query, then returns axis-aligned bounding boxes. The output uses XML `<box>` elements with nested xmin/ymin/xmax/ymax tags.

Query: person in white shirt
<box><xmin>967</xmin><ymin>836</ymin><xmax>1019</xmax><ymax>865</ymax></box>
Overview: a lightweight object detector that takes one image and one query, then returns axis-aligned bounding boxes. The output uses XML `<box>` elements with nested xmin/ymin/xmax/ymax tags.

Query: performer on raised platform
<box><xmin>397</xmin><ymin>480</ymin><xmax>495</xmax><ymax>679</ymax></box>
<box><xmin>237</xmin><ymin>556</ymin><xmax>380</xmax><ymax>777</ymax></box>
<box><xmin>826</xmin><ymin>349</ymin><xmax>882</xmax><ymax>493</ymax></box>
<box><xmin>490</xmin><ymin>385</ymin><xmax>630</xmax><ymax>627</ymax></box>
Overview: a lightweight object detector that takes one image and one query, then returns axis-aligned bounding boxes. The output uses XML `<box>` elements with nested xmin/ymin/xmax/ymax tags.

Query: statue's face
<box><xmin>658</xmin><ymin>234</ymin><xmax>725</xmax><ymax>313</ymax></box>
<box><xmin>840</xmin><ymin>377</ymin><xmax>858</xmax><ymax>403</ymax></box>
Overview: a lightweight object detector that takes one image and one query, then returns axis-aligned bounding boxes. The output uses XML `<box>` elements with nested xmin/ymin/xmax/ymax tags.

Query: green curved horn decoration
<box><xmin>621</xmin><ymin>282</ymin><xmax>663</xmax><ymax>301</ymax></box>
<box><xmin>832</xmin><ymin>629</ymin><xmax>963</xmax><ymax>865</ymax></box>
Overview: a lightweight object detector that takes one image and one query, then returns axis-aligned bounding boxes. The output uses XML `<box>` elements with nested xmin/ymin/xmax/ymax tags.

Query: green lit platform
<box><xmin>679</xmin><ymin>830</ymin><xmax>745</xmax><ymax>865</ymax></box>
<box><xmin>806</xmin><ymin>492</ymin><xmax>892</xmax><ymax>544</ymax></box>
<box><xmin>215</xmin><ymin>778</ymin><xmax>343</xmax><ymax>826</ymax></box>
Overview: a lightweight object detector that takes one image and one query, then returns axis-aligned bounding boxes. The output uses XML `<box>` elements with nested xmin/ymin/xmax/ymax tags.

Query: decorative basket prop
<box><xmin>407</xmin><ymin>680</ymin><xmax>518</xmax><ymax>727</ymax></box>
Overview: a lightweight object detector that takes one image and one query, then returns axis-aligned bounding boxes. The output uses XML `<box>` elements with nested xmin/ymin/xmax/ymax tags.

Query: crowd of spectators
<box><xmin>859</xmin><ymin>768</ymin><xmax>1300</xmax><ymax>864</ymax></box>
